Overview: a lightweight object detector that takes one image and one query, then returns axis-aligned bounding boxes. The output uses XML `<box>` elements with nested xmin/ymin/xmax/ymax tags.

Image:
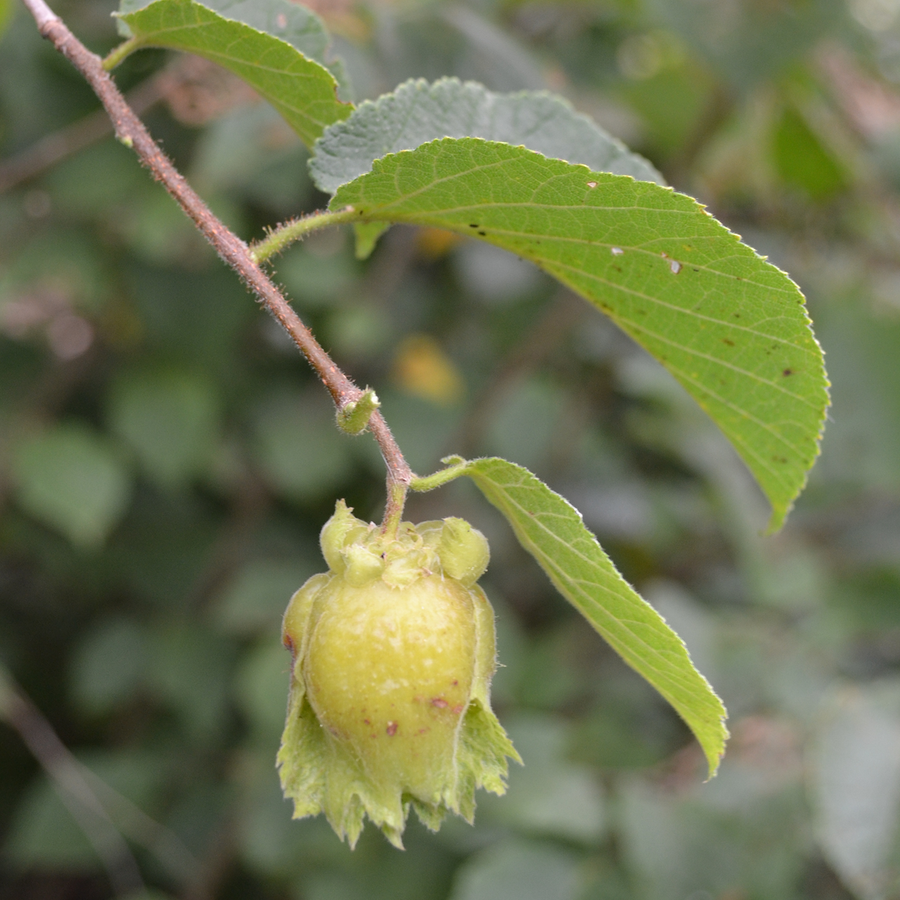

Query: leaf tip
<box><xmin>703</xmin><ymin>727</ymin><xmax>729</xmax><ymax>781</ymax></box>
<box><xmin>764</xmin><ymin>505</ymin><xmax>789</xmax><ymax>535</ymax></box>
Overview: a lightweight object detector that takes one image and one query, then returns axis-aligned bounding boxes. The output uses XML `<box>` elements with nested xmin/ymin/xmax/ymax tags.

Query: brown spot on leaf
<box><xmin>431</xmin><ymin>698</ymin><xmax>449</xmax><ymax>709</ymax></box>
<box><xmin>386</xmin><ymin>721</ymin><xmax>398</xmax><ymax>736</ymax></box>
<box><xmin>783</xmin><ymin>368</ymin><xmax>793</xmax><ymax>376</ymax></box>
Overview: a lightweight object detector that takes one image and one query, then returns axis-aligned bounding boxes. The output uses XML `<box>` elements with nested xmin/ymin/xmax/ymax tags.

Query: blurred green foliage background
<box><xmin>4</xmin><ymin>0</ymin><xmax>900</xmax><ymax>898</ymax></box>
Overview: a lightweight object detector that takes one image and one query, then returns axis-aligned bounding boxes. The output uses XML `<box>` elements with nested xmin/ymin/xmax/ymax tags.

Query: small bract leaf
<box><xmin>116</xmin><ymin>0</ymin><xmax>352</xmax><ymax>147</ymax></box>
<box><xmin>332</xmin><ymin>139</ymin><xmax>829</xmax><ymax>529</ymax></box>
<box><xmin>336</xmin><ymin>388</ymin><xmax>380</xmax><ymax>435</ymax></box>
<box><xmin>446</xmin><ymin>456</ymin><xmax>728</xmax><ymax>777</ymax></box>
<box><xmin>353</xmin><ymin>220</ymin><xmax>390</xmax><ymax>260</ymax></box>
<box><xmin>309</xmin><ymin>76</ymin><xmax>663</xmax><ymax>195</ymax></box>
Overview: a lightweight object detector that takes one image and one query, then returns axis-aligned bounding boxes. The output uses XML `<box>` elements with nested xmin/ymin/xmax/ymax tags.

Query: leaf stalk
<box><xmin>251</xmin><ymin>207</ymin><xmax>360</xmax><ymax>263</ymax></box>
<box><xmin>103</xmin><ymin>37</ymin><xmax>139</xmax><ymax>71</ymax></box>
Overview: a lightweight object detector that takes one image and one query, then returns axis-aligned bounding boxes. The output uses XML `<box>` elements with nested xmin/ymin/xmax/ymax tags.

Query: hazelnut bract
<box><xmin>277</xmin><ymin>501</ymin><xmax>520</xmax><ymax>848</ymax></box>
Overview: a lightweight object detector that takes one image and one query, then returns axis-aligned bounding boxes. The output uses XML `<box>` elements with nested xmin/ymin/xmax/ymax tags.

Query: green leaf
<box><xmin>148</xmin><ymin>624</ymin><xmax>233</xmax><ymax>739</ymax></box>
<box><xmin>214</xmin><ymin>558</ymin><xmax>314</xmax><ymax>635</ymax></box>
<box><xmin>449</xmin><ymin>838</ymin><xmax>583</xmax><ymax>900</ymax></box>
<box><xmin>252</xmin><ymin>389</ymin><xmax>354</xmax><ymax>502</ymax></box>
<box><xmin>4</xmin><ymin>776</ymin><xmax>98</xmax><ymax>869</ymax></box>
<box><xmin>119</xmin><ymin>0</ymin><xmax>332</xmax><ymax>65</ymax></box>
<box><xmin>235</xmin><ymin>640</ymin><xmax>292</xmax><ymax>738</ymax></box>
<box><xmin>478</xmin><ymin>714</ymin><xmax>606</xmax><ymax>842</ymax></box>
<box><xmin>810</xmin><ymin>683</ymin><xmax>900</xmax><ymax>900</ymax></box>
<box><xmin>107</xmin><ymin>365</ymin><xmax>220</xmax><ymax>489</ymax></box>
<box><xmin>333</xmin><ymin>139</ymin><xmax>829</xmax><ymax>529</ymax></box>
<box><xmin>646</xmin><ymin>0</ymin><xmax>841</xmax><ymax>91</ymax></box>
<box><xmin>4</xmin><ymin>750</ymin><xmax>168</xmax><ymax>871</ymax></box>
<box><xmin>11</xmin><ymin>422</ymin><xmax>132</xmax><ymax>549</ymax></box>
<box><xmin>439</xmin><ymin>456</ymin><xmax>727</xmax><ymax>776</ymax></box>
<box><xmin>772</xmin><ymin>101</ymin><xmax>849</xmax><ymax>201</ymax></box>
<box><xmin>116</xmin><ymin>0</ymin><xmax>351</xmax><ymax>147</ymax></box>
<box><xmin>70</xmin><ymin>617</ymin><xmax>147</xmax><ymax>716</ymax></box>
<box><xmin>310</xmin><ymin>77</ymin><xmax>663</xmax><ymax>195</ymax></box>
<box><xmin>0</xmin><ymin>0</ymin><xmax>14</xmax><ymax>41</ymax></box>
<box><xmin>352</xmin><ymin>220</ymin><xmax>390</xmax><ymax>261</ymax></box>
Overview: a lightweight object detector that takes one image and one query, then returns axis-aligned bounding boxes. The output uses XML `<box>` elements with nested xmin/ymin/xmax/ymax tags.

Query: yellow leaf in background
<box><xmin>415</xmin><ymin>227</ymin><xmax>463</xmax><ymax>260</ymax></box>
<box><xmin>392</xmin><ymin>334</ymin><xmax>464</xmax><ymax>406</ymax></box>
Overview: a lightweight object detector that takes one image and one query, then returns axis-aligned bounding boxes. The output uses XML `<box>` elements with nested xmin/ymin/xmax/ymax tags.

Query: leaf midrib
<box><xmin>475</xmin><ymin>471</ymin><xmax>721</xmax><ymax>704</ymax></box>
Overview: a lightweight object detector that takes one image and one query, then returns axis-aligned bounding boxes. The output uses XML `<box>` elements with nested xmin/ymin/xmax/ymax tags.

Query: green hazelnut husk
<box><xmin>277</xmin><ymin>501</ymin><xmax>520</xmax><ymax>849</ymax></box>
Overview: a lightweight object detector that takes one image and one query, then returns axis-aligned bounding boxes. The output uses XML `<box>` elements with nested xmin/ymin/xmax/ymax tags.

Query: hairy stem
<box><xmin>251</xmin><ymin>207</ymin><xmax>360</xmax><ymax>263</ymax></box>
<box><xmin>103</xmin><ymin>36</ymin><xmax>140</xmax><ymax>71</ymax></box>
<box><xmin>380</xmin><ymin>478</ymin><xmax>408</xmax><ymax>541</ymax></box>
<box><xmin>19</xmin><ymin>0</ymin><xmax>413</xmax><ymax>523</ymax></box>
<box><xmin>409</xmin><ymin>456</ymin><xmax>470</xmax><ymax>493</ymax></box>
